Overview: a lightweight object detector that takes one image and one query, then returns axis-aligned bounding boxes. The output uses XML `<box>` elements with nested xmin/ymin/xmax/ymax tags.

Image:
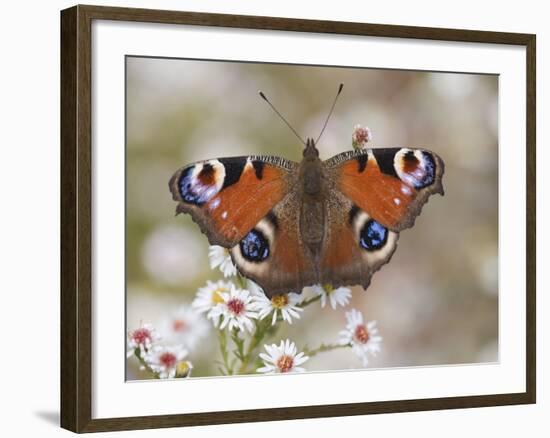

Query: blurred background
<box><xmin>126</xmin><ymin>56</ymin><xmax>498</xmax><ymax>379</ymax></box>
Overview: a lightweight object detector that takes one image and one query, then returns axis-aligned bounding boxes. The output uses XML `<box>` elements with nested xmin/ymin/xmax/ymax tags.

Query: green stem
<box><xmin>298</xmin><ymin>293</ymin><xmax>322</xmax><ymax>308</ymax></box>
<box><xmin>238</xmin><ymin>317</ymin><xmax>274</xmax><ymax>374</ymax></box>
<box><xmin>231</xmin><ymin>327</ymin><xmax>245</xmax><ymax>361</ymax></box>
<box><xmin>304</xmin><ymin>342</ymin><xmax>351</xmax><ymax>358</ymax></box>
<box><xmin>217</xmin><ymin>327</ymin><xmax>233</xmax><ymax>375</ymax></box>
<box><xmin>134</xmin><ymin>348</ymin><xmax>160</xmax><ymax>379</ymax></box>
<box><xmin>235</xmin><ymin>272</ymin><xmax>247</xmax><ymax>289</ymax></box>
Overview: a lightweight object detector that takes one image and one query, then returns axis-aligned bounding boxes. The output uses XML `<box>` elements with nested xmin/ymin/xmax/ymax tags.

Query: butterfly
<box><xmin>169</xmin><ymin>87</ymin><xmax>444</xmax><ymax>297</ymax></box>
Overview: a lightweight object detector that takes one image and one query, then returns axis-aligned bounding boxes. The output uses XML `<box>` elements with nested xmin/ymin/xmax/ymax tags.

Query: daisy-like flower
<box><xmin>338</xmin><ymin>308</ymin><xmax>382</xmax><ymax>366</ymax></box>
<box><xmin>312</xmin><ymin>284</ymin><xmax>352</xmax><ymax>310</ymax></box>
<box><xmin>209</xmin><ymin>245</ymin><xmax>237</xmax><ymax>277</ymax></box>
<box><xmin>127</xmin><ymin>322</ymin><xmax>160</xmax><ymax>358</ymax></box>
<box><xmin>192</xmin><ymin>280</ymin><xmax>233</xmax><ymax>326</ymax></box>
<box><xmin>352</xmin><ymin>124</ymin><xmax>373</xmax><ymax>149</ymax></box>
<box><xmin>210</xmin><ymin>285</ymin><xmax>258</xmax><ymax>333</ymax></box>
<box><xmin>251</xmin><ymin>285</ymin><xmax>304</xmax><ymax>325</ymax></box>
<box><xmin>159</xmin><ymin>305</ymin><xmax>209</xmax><ymax>351</ymax></box>
<box><xmin>143</xmin><ymin>345</ymin><xmax>189</xmax><ymax>379</ymax></box>
<box><xmin>257</xmin><ymin>339</ymin><xmax>309</xmax><ymax>374</ymax></box>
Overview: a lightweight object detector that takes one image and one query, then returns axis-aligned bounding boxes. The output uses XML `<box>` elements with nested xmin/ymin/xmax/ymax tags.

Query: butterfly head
<box><xmin>303</xmin><ymin>138</ymin><xmax>320</xmax><ymax>159</ymax></box>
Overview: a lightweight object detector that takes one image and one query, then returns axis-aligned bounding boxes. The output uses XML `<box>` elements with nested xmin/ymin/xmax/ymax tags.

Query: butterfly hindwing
<box><xmin>325</xmin><ymin>147</ymin><xmax>444</xmax><ymax>231</ymax></box>
<box><xmin>319</xmin><ymin>190</ymin><xmax>400</xmax><ymax>289</ymax></box>
<box><xmin>169</xmin><ymin>155</ymin><xmax>298</xmax><ymax>247</ymax></box>
<box><xmin>229</xmin><ymin>191</ymin><xmax>318</xmax><ymax>297</ymax></box>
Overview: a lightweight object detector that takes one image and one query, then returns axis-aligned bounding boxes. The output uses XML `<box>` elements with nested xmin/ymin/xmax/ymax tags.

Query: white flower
<box><xmin>210</xmin><ymin>285</ymin><xmax>258</xmax><ymax>333</ymax></box>
<box><xmin>257</xmin><ymin>339</ymin><xmax>309</xmax><ymax>374</ymax></box>
<box><xmin>127</xmin><ymin>323</ymin><xmax>160</xmax><ymax>358</ymax></box>
<box><xmin>192</xmin><ymin>280</ymin><xmax>233</xmax><ymax>326</ymax></box>
<box><xmin>312</xmin><ymin>284</ymin><xmax>352</xmax><ymax>310</ymax></box>
<box><xmin>143</xmin><ymin>344</ymin><xmax>188</xmax><ymax>379</ymax></box>
<box><xmin>251</xmin><ymin>284</ymin><xmax>303</xmax><ymax>325</ymax></box>
<box><xmin>209</xmin><ymin>245</ymin><xmax>237</xmax><ymax>277</ymax></box>
<box><xmin>159</xmin><ymin>305</ymin><xmax>209</xmax><ymax>351</ymax></box>
<box><xmin>339</xmin><ymin>309</ymin><xmax>382</xmax><ymax>366</ymax></box>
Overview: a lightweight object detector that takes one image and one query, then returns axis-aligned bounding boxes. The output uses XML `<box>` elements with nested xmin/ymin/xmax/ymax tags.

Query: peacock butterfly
<box><xmin>169</xmin><ymin>85</ymin><xmax>445</xmax><ymax>297</ymax></box>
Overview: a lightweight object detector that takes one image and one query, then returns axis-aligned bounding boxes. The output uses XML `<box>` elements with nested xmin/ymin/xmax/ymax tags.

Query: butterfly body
<box><xmin>297</xmin><ymin>139</ymin><xmax>326</xmax><ymax>260</ymax></box>
<box><xmin>170</xmin><ymin>139</ymin><xmax>444</xmax><ymax>297</ymax></box>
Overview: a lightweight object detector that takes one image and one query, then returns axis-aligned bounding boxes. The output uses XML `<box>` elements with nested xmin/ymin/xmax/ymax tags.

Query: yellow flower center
<box><xmin>175</xmin><ymin>361</ymin><xmax>191</xmax><ymax>378</ymax></box>
<box><xmin>211</xmin><ymin>288</ymin><xmax>227</xmax><ymax>304</ymax></box>
<box><xmin>271</xmin><ymin>294</ymin><xmax>289</xmax><ymax>309</ymax></box>
<box><xmin>323</xmin><ymin>284</ymin><xmax>334</xmax><ymax>294</ymax></box>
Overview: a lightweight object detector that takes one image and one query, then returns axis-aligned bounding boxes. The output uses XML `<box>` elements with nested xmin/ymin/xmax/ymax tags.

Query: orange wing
<box><xmin>229</xmin><ymin>193</ymin><xmax>318</xmax><ymax>297</ymax></box>
<box><xmin>319</xmin><ymin>191</ymin><xmax>400</xmax><ymax>290</ymax></box>
<box><xmin>169</xmin><ymin>155</ymin><xmax>298</xmax><ymax>247</ymax></box>
<box><xmin>325</xmin><ymin>148</ymin><xmax>444</xmax><ymax>231</ymax></box>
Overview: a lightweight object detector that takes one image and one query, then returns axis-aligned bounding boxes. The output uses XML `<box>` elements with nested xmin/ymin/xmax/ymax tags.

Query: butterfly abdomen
<box><xmin>300</xmin><ymin>199</ymin><xmax>324</xmax><ymax>248</ymax></box>
<box><xmin>299</xmin><ymin>156</ymin><xmax>326</xmax><ymax>258</ymax></box>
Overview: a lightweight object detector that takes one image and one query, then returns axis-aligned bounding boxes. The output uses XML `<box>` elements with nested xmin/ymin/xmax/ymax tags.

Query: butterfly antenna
<box><xmin>315</xmin><ymin>83</ymin><xmax>344</xmax><ymax>145</ymax></box>
<box><xmin>258</xmin><ymin>90</ymin><xmax>306</xmax><ymax>146</ymax></box>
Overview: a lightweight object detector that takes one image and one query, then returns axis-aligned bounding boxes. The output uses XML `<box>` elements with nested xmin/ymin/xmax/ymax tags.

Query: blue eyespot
<box><xmin>178</xmin><ymin>165</ymin><xmax>218</xmax><ymax>206</ymax></box>
<box><xmin>406</xmin><ymin>151</ymin><xmax>436</xmax><ymax>189</ymax></box>
<box><xmin>360</xmin><ymin>220</ymin><xmax>387</xmax><ymax>251</ymax></box>
<box><xmin>239</xmin><ymin>229</ymin><xmax>270</xmax><ymax>262</ymax></box>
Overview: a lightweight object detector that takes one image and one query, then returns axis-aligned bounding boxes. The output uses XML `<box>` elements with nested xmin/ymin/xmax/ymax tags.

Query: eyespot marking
<box><xmin>239</xmin><ymin>229</ymin><xmax>270</xmax><ymax>262</ymax></box>
<box><xmin>359</xmin><ymin>219</ymin><xmax>388</xmax><ymax>251</ymax></box>
<box><xmin>178</xmin><ymin>163</ymin><xmax>224</xmax><ymax>206</ymax></box>
<box><xmin>402</xmin><ymin>150</ymin><xmax>419</xmax><ymax>173</ymax></box>
<box><xmin>416</xmin><ymin>151</ymin><xmax>436</xmax><ymax>188</ymax></box>
<box><xmin>265</xmin><ymin>211</ymin><xmax>279</xmax><ymax>231</ymax></box>
<box><xmin>197</xmin><ymin>163</ymin><xmax>215</xmax><ymax>185</ymax></box>
<box><xmin>348</xmin><ymin>204</ymin><xmax>360</xmax><ymax>225</ymax></box>
<box><xmin>394</xmin><ymin>149</ymin><xmax>437</xmax><ymax>189</ymax></box>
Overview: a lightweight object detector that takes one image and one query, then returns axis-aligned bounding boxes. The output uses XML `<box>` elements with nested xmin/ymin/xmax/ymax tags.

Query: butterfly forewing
<box><xmin>169</xmin><ymin>155</ymin><xmax>298</xmax><ymax>247</ymax></box>
<box><xmin>325</xmin><ymin>147</ymin><xmax>445</xmax><ymax>231</ymax></box>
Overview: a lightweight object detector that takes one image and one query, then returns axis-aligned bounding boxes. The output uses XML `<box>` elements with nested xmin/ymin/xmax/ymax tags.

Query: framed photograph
<box><xmin>60</xmin><ymin>4</ymin><xmax>536</xmax><ymax>433</ymax></box>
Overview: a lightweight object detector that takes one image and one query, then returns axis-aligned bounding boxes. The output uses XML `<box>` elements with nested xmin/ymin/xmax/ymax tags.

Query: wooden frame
<box><xmin>60</xmin><ymin>4</ymin><xmax>536</xmax><ymax>433</ymax></box>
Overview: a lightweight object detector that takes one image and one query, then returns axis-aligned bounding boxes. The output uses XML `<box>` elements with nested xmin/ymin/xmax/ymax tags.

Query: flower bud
<box><xmin>175</xmin><ymin>360</ymin><xmax>193</xmax><ymax>378</ymax></box>
<box><xmin>352</xmin><ymin>125</ymin><xmax>372</xmax><ymax>149</ymax></box>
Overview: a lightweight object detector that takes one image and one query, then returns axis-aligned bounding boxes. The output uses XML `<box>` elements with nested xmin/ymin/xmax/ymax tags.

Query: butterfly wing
<box><xmin>169</xmin><ymin>155</ymin><xmax>298</xmax><ymax>247</ymax></box>
<box><xmin>319</xmin><ymin>191</ymin><xmax>400</xmax><ymax>289</ymax></box>
<box><xmin>318</xmin><ymin>147</ymin><xmax>444</xmax><ymax>289</ymax></box>
<box><xmin>229</xmin><ymin>191</ymin><xmax>318</xmax><ymax>297</ymax></box>
<box><xmin>324</xmin><ymin>147</ymin><xmax>444</xmax><ymax>231</ymax></box>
